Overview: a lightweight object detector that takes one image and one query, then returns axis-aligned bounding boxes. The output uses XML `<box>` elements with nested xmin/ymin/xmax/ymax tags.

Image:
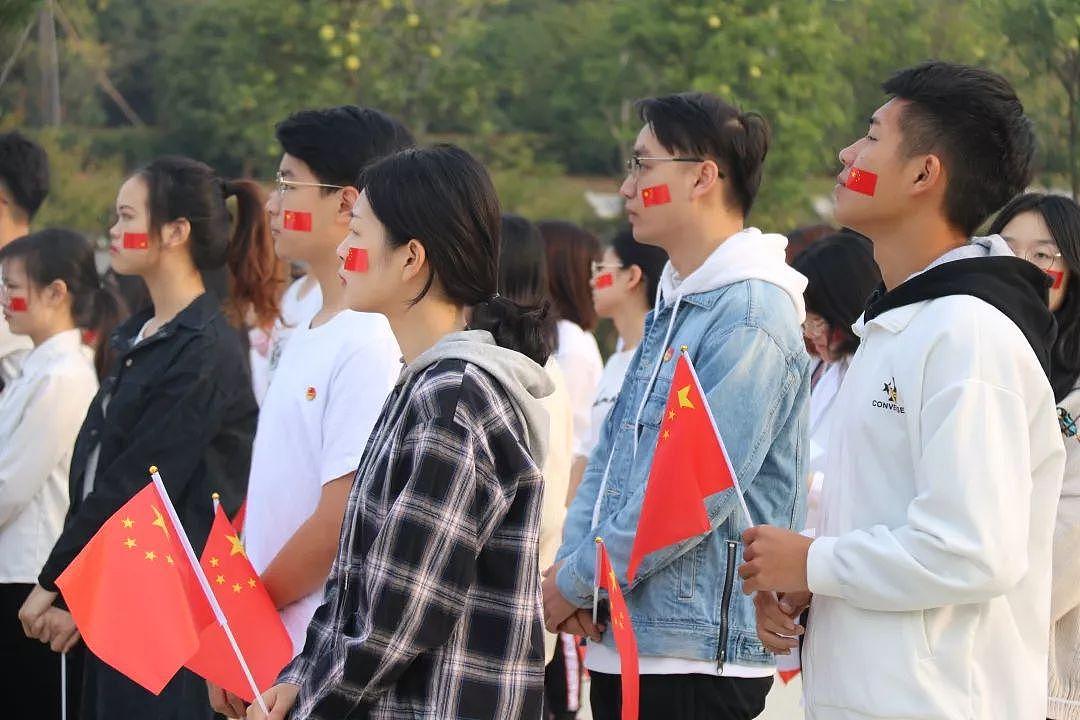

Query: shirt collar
<box><xmin>18</xmin><ymin>328</ymin><xmax>83</xmax><ymax>377</ymax></box>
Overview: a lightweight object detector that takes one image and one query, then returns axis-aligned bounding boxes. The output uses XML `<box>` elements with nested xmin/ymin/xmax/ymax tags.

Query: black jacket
<box><xmin>39</xmin><ymin>292</ymin><xmax>257</xmax><ymax>590</ymax></box>
<box><xmin>864</xmin><ymin>255</ymin><xmax>1057</xmax><ymax>380</ymax></box>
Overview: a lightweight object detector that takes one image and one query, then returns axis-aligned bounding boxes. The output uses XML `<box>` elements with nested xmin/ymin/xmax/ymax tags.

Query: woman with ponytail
<box><xmin>252</xmin><ymin>145</ymin><xmax>551</xmax><ymax>720</ymax></box>
<box><xmin>18</xmin><ymin>156</ymin><xmax>262</xmax><ymax>720</ymax></box>
<box><xmin>0</xmin><ymin>229</ymin><xmax>108</xmax><ymax>720</ymax></box>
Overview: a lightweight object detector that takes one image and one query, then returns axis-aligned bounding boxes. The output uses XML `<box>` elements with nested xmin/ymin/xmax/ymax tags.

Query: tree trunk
<box><xmin>37</xmin><ymin>1</ymin><xmax>61</xmax><ymax>127</ymax></box>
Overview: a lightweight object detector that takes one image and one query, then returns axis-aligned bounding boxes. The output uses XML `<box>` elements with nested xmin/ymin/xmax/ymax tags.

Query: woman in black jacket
<box><xmin>18</xmin><ymin>156</ymin><xmax>278</xmax><ymax>719</ymax></box>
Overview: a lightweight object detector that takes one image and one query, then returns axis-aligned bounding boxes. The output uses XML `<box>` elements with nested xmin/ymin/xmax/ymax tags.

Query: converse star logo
<box><xmin>872</xmin><ymin>376</ymin><xmax>905</xmax><ymax>414</ymax></box>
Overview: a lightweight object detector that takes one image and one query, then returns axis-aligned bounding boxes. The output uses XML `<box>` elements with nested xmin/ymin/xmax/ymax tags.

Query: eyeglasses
<box><xmin>590</xmin><ymin>261</ymin><xmax>624</xmax><ymax>276</ymax></box>
<box><xmin>624</xmin><ymin>155</ymin><xmax>706</xmax><ymax>177</ymax></box>
<box><xmin>1004</xmin><ymin>237</ymin><xmax>1062</xmax><ymax>273</ymax></box>
<box><xmin>274</xmin><ymin>171</ymin><xmax>345</xmax><ymax>196</ymax></box>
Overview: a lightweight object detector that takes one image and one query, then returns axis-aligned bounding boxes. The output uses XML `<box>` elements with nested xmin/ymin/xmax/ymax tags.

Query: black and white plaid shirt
<box><xmin>281</xmin><ymin>357</ymin><xmax>545</xmax><ymax>719</ymax></box>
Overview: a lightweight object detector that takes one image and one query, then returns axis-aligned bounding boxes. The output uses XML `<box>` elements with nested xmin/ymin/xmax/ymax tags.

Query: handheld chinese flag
<box><xmin>597</xmin><ymin>538</ymin><xmax>639</xmax><ymax>720</ymax></box>
<box><xmin>56</xmin><ymin>483</ymin><xmax>214</xmax><ymax>694</ymax></box>
<box><xmin>627</xmin><ymin>350</ymin><xmax>748</xmax><ymax>582</ymax></box>
<box><xmin>184</xmin><ymin>506</ymin><xmax>292</xmax><ymax>701</ymax></box>
<box><xmin>776</xmin><ymin>645</ymin><xmax>801</xmax><ymax>684</ymax></box>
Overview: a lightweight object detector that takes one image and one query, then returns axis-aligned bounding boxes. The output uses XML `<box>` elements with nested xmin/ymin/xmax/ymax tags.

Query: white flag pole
<box><xmin>680</xmin><ymin>349</ymin><xmax>756</xmax><ymax>529</ymax></box>
<box><xmin>149</xmin><ymin>466</ymin><xmax>269</xmax><ymax>716</ymax></box>
<box><xmin>60</xmin><ymin>652</ymin><xmax>67</xmax><ymax>720</ymax></box>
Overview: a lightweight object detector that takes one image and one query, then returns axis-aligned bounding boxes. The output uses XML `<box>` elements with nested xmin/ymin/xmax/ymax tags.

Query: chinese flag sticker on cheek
<box><xmin>595</xmin><ymin>273</ymin><xmax>614</xmax><ymax>289</ymax></box>
<box><xmin>283</xmin><ymin>210</ymin><xmax>313</xmax><ymax>232</ymax></box>
<box><xmin>845</xmin><ymin>167</ymin><xmax>878</xmax><ymax>196</ymax></box>
<box><xmin>344</xmin><ymin>247</ymin><xmax>369</xmax><ymax>273</ymax></box>
<box><xmin>641</xmin><ymin>184</ymin><xmax>672</xmax><ymax>207</ymax></box>
<box><xmin>8</xmin><ymin>297</ymin><xmax>27</xmax><ymax>312</ymax></box>
<box><xmin>122</xmin><ymin>233</ymin><xmax>149</xmax><ymax>250</ymax></box>
<box><xmin>1048</xmin><ymin>269</ymin><xmax>1065</xmax><ymax>290</ymax></box>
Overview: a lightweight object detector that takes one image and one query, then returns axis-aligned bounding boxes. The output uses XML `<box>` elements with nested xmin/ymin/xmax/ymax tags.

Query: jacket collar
<box><xmin>17</xmin><ymin>328</ymin><xmax>84</xmax><ymax>378</ymax></box>
<box><xmin>109</xmin><ymin>292</ymin><xmax>218</xmax><ymax>351</ymax></box>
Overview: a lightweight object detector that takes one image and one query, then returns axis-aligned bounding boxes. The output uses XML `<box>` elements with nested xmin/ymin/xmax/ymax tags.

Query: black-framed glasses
<box><xmin>274</xmin><ymin>171</ymin><xmax>345</xmax><ymax>196</ymax></box>
<box><xmin>624</xmin><ymin>155</ymin><xmax>705</xmax><ymax>176</ymax></box>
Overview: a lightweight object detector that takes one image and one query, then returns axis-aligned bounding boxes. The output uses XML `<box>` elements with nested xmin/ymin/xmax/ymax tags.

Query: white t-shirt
<box><xmin>581</xmin><ymin>348</ymin><xmax>635</xmax><ymax>460</ymax></box>
<box><xmin>554</xmin><ymin>320</ymin><xmax>603</xmax><ymax>459</ymax></box>
<box><xmin>243</xmin><ymin>309</ymin><xmax>401</xmax><ymax>653</ymax></box>
<box><xmin>538</xmin><ymin>357</ymin><xmax>574</xmax><ymax>660</ymax></box>
<box><xmin>268</xmin><ymin>277</ymin><xmax>323</xmax><ymax>378</ymax></box>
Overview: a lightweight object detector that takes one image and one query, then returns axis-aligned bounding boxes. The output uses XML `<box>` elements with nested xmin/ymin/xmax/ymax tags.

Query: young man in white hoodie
<box><xmin>740</xmin><ymin>61</ymin><xmax>1066</xmax><ymax>720</ymax></box>
<box><xmin>543</xmin><ymin>92</ymin><xmax>811</xmax><ymax>720</ymax></box>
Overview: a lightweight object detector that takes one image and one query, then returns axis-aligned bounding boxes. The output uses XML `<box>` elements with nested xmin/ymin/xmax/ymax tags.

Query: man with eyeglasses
<box><xmin>206</xmin><ymin>106</ymin><xmax>412</xmax><ymax>718</ymax></box>
<box><xmin>543</xmin><ymin>92</ymin><xmax>811</xmax><ymax>720</ymax></box>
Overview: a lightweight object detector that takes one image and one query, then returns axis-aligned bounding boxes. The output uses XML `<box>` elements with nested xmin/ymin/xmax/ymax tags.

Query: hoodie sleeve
<box><xmin>557</xmin><ymin>323</ymin><xmax>800</xmax><ymax>603</ymax></box>
<box><xmin>807</xmin><ymin>308</ymin><xmax>1062</xmax><ymax>611</ymax></box>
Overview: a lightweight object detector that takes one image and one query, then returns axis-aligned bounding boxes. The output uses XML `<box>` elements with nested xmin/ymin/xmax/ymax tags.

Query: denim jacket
<box><xmin>556</xmin><ymin>228</ymin><xmax>811</xmax><ymax>669</ymax></box>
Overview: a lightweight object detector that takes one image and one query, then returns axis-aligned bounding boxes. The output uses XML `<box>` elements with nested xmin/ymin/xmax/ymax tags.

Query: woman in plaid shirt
<box><xmin>250</xmin><ymin>145</ymin><xmax>553</xmax><ymax>720</ymax></box>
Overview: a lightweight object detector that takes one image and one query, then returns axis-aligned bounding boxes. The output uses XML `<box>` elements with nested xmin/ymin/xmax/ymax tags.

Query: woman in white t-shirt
<box><xmin>789</xmin><ymin>230</ymin><xmax>880</xmax><ymax>534</ymax></box>
<box><xmin>538</xmin><ymin>220</ymin><xmax>604</xmax><ymax>498</ymax></box>
<box><xmin>583</xmin><ymin>227</ymin><xmax>668</xmax><ymax>479</ymax></box>
<box><xmin>0</xmin><ymin>229</ymin><xmax>115</xmax><ymax>718</ymax></box>
<box><xmin>500</xmin><ymin>214</ymin><xmax>579</xmax><ymax>716</ymax></box>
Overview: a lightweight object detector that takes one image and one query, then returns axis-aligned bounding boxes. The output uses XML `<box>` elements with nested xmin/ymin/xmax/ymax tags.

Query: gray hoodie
<box><xmin>400</xmin><ymin>329</ymin><xmax>554</xmax><ymax>466</ymax></box>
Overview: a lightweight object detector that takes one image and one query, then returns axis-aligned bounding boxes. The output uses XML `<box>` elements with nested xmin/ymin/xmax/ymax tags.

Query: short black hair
<box><xmin>882</xmin><ymin>61</ymin><xmax>1035</xmax><ymax>236</ymax></box>
<box><xmin>609</xmin><ymin>226</ymin><xmax>668</xmax><ymax>306</ymax></box>
<box><xmin>636</xmin><ymin>92</ymin><xmax>770</xmax><ymax>214</ymax></box>
<box><xmin>989</xmin><ymin>193</ymin><xmax>1080</xmax><ymax>401</ymax></box>
<box><xmin>792</xmin><ymin>229</ymin><xmax>881</xmax><ymax>356</ymax></box>
<box><xmin>275</xmin><ymin>106</ymin><xmax>414</xmax><ymax>189</ymax></box>
<box><xmin>0</xmin><ymin>131</ymin><xmax>50</xmax><ymax>219</ymax></box>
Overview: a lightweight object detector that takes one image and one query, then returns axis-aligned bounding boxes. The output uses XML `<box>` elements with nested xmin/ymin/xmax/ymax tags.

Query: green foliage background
<box><xmin>2</xmin><ymin>0</ymin><xmax>1079</xmax><ymax>236</ymax></box>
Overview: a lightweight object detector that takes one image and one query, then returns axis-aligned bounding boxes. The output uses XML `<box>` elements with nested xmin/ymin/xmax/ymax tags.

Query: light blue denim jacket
<box><xmin>555</xmin><ymin>228</ymin><xmax>811</xmax><ymax>669</ymax></box>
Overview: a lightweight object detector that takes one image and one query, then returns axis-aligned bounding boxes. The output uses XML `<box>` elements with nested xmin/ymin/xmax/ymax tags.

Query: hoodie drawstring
<box><xmin>632</xmin><ymin>294</ymin><xmax>683</xmax><ymax>459</ymax></box>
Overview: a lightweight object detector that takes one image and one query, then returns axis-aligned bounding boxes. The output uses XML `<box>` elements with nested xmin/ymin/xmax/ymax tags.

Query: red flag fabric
<box><xmin>598</xmin><ymin>539</ymin><xmax>639</xmax><ymax>720</ymax></box>
<box><xmin>184</xmin><ymin>507</ymin><xmax>292</xmax><ymax>701</ymax></box>
<box><xmin>343</xmin><ymin>247</ymin><xmax>369</xmax><ymax>272</ymax></box>
<box><xmin>8</xmin><ymin>296</ymin><xmax>27</xmax><ymax>312</ymax></box>
<box><xmin>56</xmin><ymin>483</ymin><xmax>214</xmax><ymax>694</ymax></box>
<box><xmin>641</xmin><ymin>184</ymin><xmax>671</xmax><ymax>207</ymax></box>
<box><xmin>122</xmin><ymin>232</ymin><xmax>149</xmax><ymax>249</ymax></box>
<box><xmin>627</xmin><ymin>352</ymin><xmax>736</xmax><ymax>582</ymax></box>
<box><xmin>777</xmin><ymin>647</ymin><xmax>801</xmax><ymax>684</ymax></box>
<box><xmin>283</xmin><ymin>210</ymin><xmax>313</xmax><ymax>232</ymax></box>
<box><xmin>230</xmin><ymin>500</ymin><xmax>247</xmax><ymax>535</ymax></box>
<box><xmin>844</xmin><ymin>166</ymin><xmax>878</xmax><ymax>196</ymax></box>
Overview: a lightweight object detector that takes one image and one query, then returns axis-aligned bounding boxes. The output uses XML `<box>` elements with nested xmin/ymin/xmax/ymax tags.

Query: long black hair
<box><xmin>359</xmin><ymin>145</ymin><xmax>552</xmax><ymax>365</ymax></box>
<box><xmin>989</xmin><ymin>193</ymin><xmax>1080</xmax><ymax>401</ymax></box>
<box><xmin>792</xmin><ymin>230</ymin><xmax>881</xmax><ymax>357</ymax></box>
<box><xmin>137</xmin><ymin>156</ymin><xmax>285</xmax><ymax>329</ymax></box>
<box><xmin>499</xmin><ymin>214</ymin><xmax>558</xmax><ymax>355</ymax></box>
<box><xmin>0</xmin><ymin>228</ymin><xmax>119</xmax><ymax>378</ymax></box>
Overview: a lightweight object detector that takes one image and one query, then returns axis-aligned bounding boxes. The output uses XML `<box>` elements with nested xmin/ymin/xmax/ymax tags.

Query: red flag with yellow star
<box><xmin>184</xmin><ymin>506</ymin><xmax>292</xmax><ymax>701</ymax></box>
<box><xmin>597</xmin><ymin>538</ymin><xmax>639</xmax><ymax>720</ymax></box>
<box><xmin>626</xmin><ymin>352</ymin><xmax>737</xmax><ymax>582</ymax></box>
<box><xmin>56</xmin><ymin>483</ymin><xmax>214</xmax><ymax>694</ymax></box>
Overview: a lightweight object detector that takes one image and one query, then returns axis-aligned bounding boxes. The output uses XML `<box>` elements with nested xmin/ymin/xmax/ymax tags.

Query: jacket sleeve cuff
<box><xmin>556</xmin><ymin>546</ymin><xmax>595</xmax><ymax>606</ymax></box>
<box><xmin>806</xmin><ymin>535</ymin><xmax>844</xmax><ymax>598</ymax></box>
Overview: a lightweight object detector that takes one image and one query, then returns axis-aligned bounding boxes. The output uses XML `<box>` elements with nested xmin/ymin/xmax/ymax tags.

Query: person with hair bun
<box><xmin>253</xmin><ymin>144</ymin><xmax>551</xmax><ymax>720</ymax></box>
<box><xmin>0</xmin><ymin>228</ymin><xmax>113</xmax><ymax>720</ymax></box>
<box><xmin>18</xmin><ymin>156</ymin><xmax>266</xmax><ymax>720</ymax></box>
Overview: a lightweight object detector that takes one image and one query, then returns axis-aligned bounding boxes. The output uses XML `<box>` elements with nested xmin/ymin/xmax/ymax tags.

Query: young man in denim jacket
<box><xmin>542</xmin><ymin>92</ymin><xmax>811</xmax><ymax>720</ymax></box>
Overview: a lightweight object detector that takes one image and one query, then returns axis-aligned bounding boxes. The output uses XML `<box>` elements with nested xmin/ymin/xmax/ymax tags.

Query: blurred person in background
<box><xmin>990</xmin><ymin>192</ymin><xmax>1080</xmax><ymax>720</ymax></box>
<box><xmin>539</xmin><ymin>219</ymin><xmax>604</xmax><ymax>496</ymax></box>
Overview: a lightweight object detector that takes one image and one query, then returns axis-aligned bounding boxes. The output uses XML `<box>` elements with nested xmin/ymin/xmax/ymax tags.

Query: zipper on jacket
<box><xmin>716</xmin><ymin>540</ymin><xmax>738</xmax><ymax>673</ymax></box>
